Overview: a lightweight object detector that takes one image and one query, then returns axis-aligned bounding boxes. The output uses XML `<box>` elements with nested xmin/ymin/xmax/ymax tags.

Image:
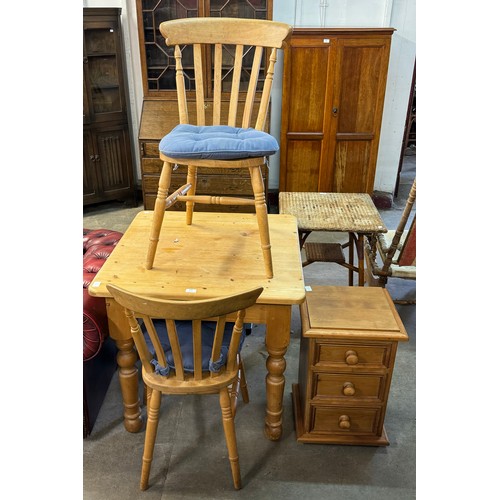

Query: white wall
<box><xmin>83</xmin><ymin>0</ymin><xmax>415</xmax><ymax>195</ymax></box>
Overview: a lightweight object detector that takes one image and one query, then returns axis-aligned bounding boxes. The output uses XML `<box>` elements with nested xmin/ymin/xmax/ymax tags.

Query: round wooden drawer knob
<box><xmin>343</xmin><ymin>382</ymin><xmax>356</xmax><ymax>396</ymax></box>
<box><xmin>345</xmin><ymin>350</ymin><xmax>359</xmax><ymax>365</ymax></box>
<box><xmin>339</xmin><ymin>415</ymin><xmax>351</xmax><ymax>429</ymax></box>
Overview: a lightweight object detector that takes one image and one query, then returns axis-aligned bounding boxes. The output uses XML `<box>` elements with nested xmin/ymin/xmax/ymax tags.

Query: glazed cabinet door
<box><xmin>328</xmin><ymin>36</ymin><xmax>392</xmax><ymax>193</ymax></box>
<box><xmin>83</xmin><ymin>15</ymin><xmax>128</xmax><ymax>124</ymax></box>
<box><xmin>136</xmin><ymin>0</ymin><xmax>273</xmax><ymax>99</ymax></box>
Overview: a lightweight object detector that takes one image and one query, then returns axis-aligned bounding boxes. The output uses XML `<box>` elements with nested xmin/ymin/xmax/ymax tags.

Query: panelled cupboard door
<box><xmin>279</xmin><ymin>35</ymin><xmax>336</xmax><ymax>192</ymax></box>
<box><xmin>83</xmin><ymin>123</ymin><xmax>135</xmax><ymax>205</ymax></box>
<box><xmin>93</xmin><ymin>125</ymin><xmax>135</xmax><ymax>198</ymax></box>
<box><xmin>279</xmin><ymin>29</ymin><xmax>394</xmax><ymax>195</ymax></box>
<box><xmin>83</xmin><ymin>128</ymin><xmax>99</xmax><ymax>202</ymax></box>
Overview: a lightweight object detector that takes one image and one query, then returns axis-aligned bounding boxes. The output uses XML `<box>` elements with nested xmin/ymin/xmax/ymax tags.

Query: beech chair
<box><xmin>145</xmin><ymin>17</ymin><xmax>293</xmax><ymax>279</ymax></box>
<box><xmin>106</xmin><ymin>284</ymin><xmax>263</xmax><ymax>491</ymax></box>
<box><xmin>365</xmin><ymin>178</ymin><xmax>416</xmax><ymax>303</ymax></box>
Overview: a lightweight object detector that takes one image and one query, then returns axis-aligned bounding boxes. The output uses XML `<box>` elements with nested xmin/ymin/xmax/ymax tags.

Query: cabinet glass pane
<box><xmin>139</xmin><ymin>0</ymin><xmax>270</xmax><ymax>93</ymax></box>
<box><xmin>142</xmin><ymin>0</ymin><xmax>199</xmax><ymax>91</ymax></box>
<box><xmin>85</xmin><ymin>28</ymin><xmax>122</xmax><ymax>115</ymax></box>
<box><xmin>210</xmin><ymin>1</ymin><xmax>269</xmax><ymax>92</ymax></box>
<box><xmin>85</xmin><ymin>28</ymin><xmax>116</xmax><ymax>53</ymax></box>
<box><xmin>210</xmin><ymin>0</ymin><xmax>268</xmax><ymax>19</ymax></box>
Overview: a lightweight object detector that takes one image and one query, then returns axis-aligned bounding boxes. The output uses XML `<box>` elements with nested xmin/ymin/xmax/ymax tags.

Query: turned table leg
<box><xmin>115</xmin><ymin>338</ymin><xmax>142</xmax><ymax>433</ymax></box>
<box><xmin>106</xmin><ymin>298</ymin><xmax>143</xmax><ymax>433</ymax></box>
<box><xmin>264</xmin><ymin>305</ymin><xmax>291</xmax><ymax>440</ymax></box>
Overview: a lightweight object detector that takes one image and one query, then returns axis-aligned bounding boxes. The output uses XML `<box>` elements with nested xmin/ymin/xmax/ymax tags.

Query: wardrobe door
<box><xmin>328</xmin><ymin>36</ymin><xmax>392</xmax><ymax>193</ymax></box>
<box><xmin>279</xmin><ymin>35</ymin><xmax>335</xmax><ymax>192</ymax></box>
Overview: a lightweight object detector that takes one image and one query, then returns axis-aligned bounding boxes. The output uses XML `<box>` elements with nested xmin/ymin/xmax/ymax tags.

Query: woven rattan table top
<box><xmin>279</xmin><ymin>192</ymin><xmax>387</xmax><ymax>233</ymax></box>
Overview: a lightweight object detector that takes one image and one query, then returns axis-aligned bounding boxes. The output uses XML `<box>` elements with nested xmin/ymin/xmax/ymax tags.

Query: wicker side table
<box><xmin>279</xmin><ymin>192</ymin><xmax>387</xmax><ymax>285</ymax></box>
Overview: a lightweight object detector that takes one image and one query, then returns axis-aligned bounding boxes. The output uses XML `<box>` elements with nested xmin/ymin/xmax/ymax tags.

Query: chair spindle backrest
<box><xmin>161</xmin><ymin>18</ymin><xmax>291</xmax><ymax>130</ymax></box>
<box><xmin>107</xmin><ymin>285</ymin><xmax>263</xmax><ymax>382</ymax></box>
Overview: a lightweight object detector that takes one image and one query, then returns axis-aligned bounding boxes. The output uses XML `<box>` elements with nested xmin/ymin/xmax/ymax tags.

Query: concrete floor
<box><xmin>83</xmin><ymin>158</ymin><xmax>416</xmax><ymax>500</ymax></box>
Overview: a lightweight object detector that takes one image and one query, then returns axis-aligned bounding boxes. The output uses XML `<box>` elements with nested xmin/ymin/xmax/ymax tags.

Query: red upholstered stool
<box><xmin>83</xmin><ymin>228</ymin><xmax>123</xmax><ymax>437</ymax></box>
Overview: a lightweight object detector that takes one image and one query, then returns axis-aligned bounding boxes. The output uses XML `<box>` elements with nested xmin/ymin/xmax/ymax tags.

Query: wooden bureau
<box><xmin>292</xmin><ymin>286</ymin><xmax>408</xmax><ymax>446</ymax></box>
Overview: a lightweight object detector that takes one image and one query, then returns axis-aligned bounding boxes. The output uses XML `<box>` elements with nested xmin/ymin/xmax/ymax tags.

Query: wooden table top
<box><xmin>89</xmin><ymin>211</ymin><xmax>306</xmax><ymax>305</ymax></box>
<box><xmin>279</xmin><ymin>192</ymin><xmax>387</xmax><ymax>234</ymax></box>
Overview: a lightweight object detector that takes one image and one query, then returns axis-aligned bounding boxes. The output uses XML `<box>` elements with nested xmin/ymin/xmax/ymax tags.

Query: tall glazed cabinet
<box><xmin>136</xmin><ymin>0</ymin><xmax>274</xmax><ymax>210</ymax></box>
<box><xmin>279</xmin><ymin>28</ymin><xmax>394</xmax><ymax>194</ymax></box>
<box><xmin>83</xmin><ymin>8</ymin><xmax>136</xmax><ymax>206</ymax></box>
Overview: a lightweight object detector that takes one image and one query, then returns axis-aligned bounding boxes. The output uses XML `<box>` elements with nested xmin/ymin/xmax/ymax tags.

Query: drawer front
<box><xmin>314</xmin><ymin>341</ymin><xmax>392</xmax><ymax>370</ymax></box>
<box><xmin>310</xmin><ymin>405</ymin><xmax>381</xmax><ymax>435</ymax></box>
<box><xmin>141</xmin><ymin>141</ymin><xmax>159</xmax><ymax>158</ymax></box>
<box><xmin>142</xmin><ymin>158</ymin><xmax>163</xmax><ymax>175</ymax></box>
<box><xmin>142</xmin><ymin>158</ymin><xmax>266</xmax><ymax>178</ymax></box>
<box><xmin>313</xmin><ymin>373</ymin><xmax>386</xmax><ymax>402</ymax></box>
<box><xmin>142</xmin><ymin>173</ymin><xmax>256</xmax><ymax>196</ymax></box>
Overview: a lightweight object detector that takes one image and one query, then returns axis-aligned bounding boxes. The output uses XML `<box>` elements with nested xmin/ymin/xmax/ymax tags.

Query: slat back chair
<box><xmin>365</xmin><ymin>178</ymin><xmax>416</xmax><ymax>299</ymax></box>
<box><xmin>107</xmin><ymin>284</ymin><xmax>263</xmax><ymax>491</ymax></box>
<box><xmin>145</xmin><ymin>18</ymin><xmax>292</xmax><ymax>279</ymax></box>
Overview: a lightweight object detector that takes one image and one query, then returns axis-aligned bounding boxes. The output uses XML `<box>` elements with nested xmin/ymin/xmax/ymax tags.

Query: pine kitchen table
<box><xmin>89</xmin><ymin>210</ymin><xmax>305</xmax><ymax>440</ymax></box>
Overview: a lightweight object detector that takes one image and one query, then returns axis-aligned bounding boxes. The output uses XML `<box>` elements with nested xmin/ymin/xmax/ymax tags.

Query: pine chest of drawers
<box><xmin>292</xmin><ymin>286</ymin><xmax>408</xmax><ymax>446</ymax></box>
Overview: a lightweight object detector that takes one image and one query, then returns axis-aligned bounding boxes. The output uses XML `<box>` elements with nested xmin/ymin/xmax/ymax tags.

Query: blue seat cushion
<box><xmin>141</xmin><ymin>320</ymin><xmax>246</xmax><ymax>374</ymax></box>
<box><xmin>159</xmin><ymin>124</ymin><xmax>279</xmax><ymax>160</ymax></box>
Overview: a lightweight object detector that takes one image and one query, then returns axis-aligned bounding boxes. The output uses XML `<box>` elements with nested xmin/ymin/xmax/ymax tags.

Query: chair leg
<box><xmin>185</xmin><ymin>165</ymin><xmax>197</xmax><ymax>225</ymax></box>
<box><xmin>140</xmin><ymin>388</ymin><xmax>162</xmax><ymax>491</ymax></box>
<box><xmin>143</xmin><ymin>383</ymin><xmax>152</xmax><ymax>416</ymax></box>
<box><xmin>238</xmin><ymin>354</ymin><xmax>249</xmax><ymax>404</ymax></box>
<box><xmin>219</xmin><ymin>387</ymin><xmax>242</xmax><ymax>490</ymax></box>
<box><xmin>229</xmin><ymin>354</ymin><xmax>250</xmax><ymax>416</ymax></box>
<box><xmin>249</xmin><ymin>166</ymin><xmax>273</xmax><ymax>279</ymax></box>
<box><xmin>146</xmin><ymin>161</ymin><xmax>174</xmax><ymax>270</ymax></box>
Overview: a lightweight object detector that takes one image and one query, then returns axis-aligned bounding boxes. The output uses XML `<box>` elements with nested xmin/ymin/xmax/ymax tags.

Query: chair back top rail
<box><xmin>159</xmin><ymin>18</ymin><xmax>292</xmax><ymax>48</ymax></box>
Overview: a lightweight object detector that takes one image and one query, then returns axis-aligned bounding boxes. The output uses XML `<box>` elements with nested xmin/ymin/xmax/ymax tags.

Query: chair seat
<box><xmin>377</xmin><ymin>230</ymin><xmax>416</xmax><ymax>279</ymax></box>
<box><xmin>159</xmin><ymin>124</ymin><xmax>279</xmax><ymax>160</ymax></box>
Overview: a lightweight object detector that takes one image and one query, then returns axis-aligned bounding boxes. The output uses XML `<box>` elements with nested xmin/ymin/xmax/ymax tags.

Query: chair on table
<box><xmin>106</xmin><ymin>284</ymin><xmax>263</xmax><ymax>491</ymax></box>
<box><xmin>145</xmin><ymin>17</ymin><xmax>293</xmax><ymax>279</ymax></box>
<box><xmin>364</xmin><ymin>178</ymin><xmax>416</xmax><ymax>303</ymax></box>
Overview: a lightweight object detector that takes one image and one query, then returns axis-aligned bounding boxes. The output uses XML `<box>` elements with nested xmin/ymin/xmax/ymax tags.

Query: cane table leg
<box><xmin>348</xmin><ymin>233</ymin><xmax>355</xmax><ymax>286</ymax></box>
<box><xmin>356</xmin><ymin>234</ymin><xmax>365</xmax><ymax>286</ymax></box>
